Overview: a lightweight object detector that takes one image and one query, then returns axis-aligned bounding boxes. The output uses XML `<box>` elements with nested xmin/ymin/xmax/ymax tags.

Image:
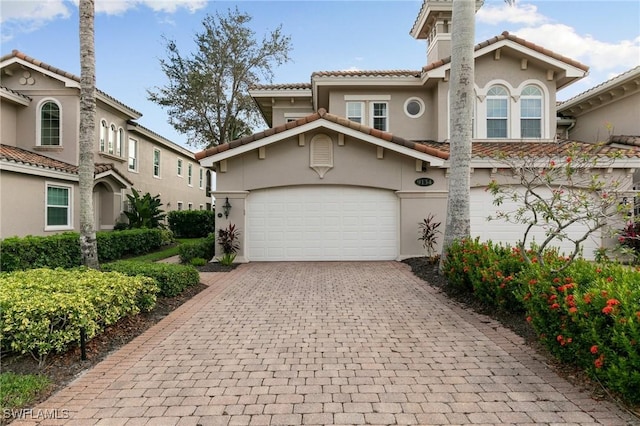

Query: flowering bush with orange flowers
<box><xmin>519</xmin><ymin>259</ymin><xmax>640</xmax><ymax>403</ymax></box>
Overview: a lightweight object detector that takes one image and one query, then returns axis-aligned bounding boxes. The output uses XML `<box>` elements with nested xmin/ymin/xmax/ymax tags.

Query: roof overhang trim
<box><xmin>0</xmin><ymin>160</ymin><xmax>79</xmax><ymax>181</ymax></box>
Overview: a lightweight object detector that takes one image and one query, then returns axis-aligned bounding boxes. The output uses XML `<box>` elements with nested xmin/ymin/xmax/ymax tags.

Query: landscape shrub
<box><xmin>103</xmin><ymin>261</ymin><xmax>199</xmax><ymax>297</ymax></box>
<box><xmin>0</xmin><ymin>268</ymin><xmax>157</xmax><ymax>365</ymax></box>
<box><xmin>0</xmin><ymin>229</ymin><xmax>163</xmax><ymax>272</ymax></box>
<box><xmin>518</xmin><ymin>260</ymin><xmax>640</xmax><ymax>403</ymax></box>
<box><xmin>179</xmin><ymin>233</ymin><xmax>215</xmax><ymax>264</ymax></box>
<box><xmin>442</xmin><ymin>237</ymin><xmax>527</xmax><ymax>312</ymax></box>
<box><xmin>168</xmin><ymin>210</ymin><xmax>216</xmax><ymax>238</ymax></box>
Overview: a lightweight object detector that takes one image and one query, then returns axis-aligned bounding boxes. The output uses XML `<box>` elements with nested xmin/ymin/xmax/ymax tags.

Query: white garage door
<box><xmin>470</xmin><ymin>187</ymin><xmax>600</xmax><ymax>259</ymax></box>
<box><xmin>246</xmin><ymin>186</ymin><xmax>398</xmax><ymax>261</ymax></box>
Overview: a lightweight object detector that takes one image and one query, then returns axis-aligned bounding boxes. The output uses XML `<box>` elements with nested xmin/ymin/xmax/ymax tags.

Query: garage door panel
<box><xmin>247</xmin><ymin>186</ymin><xmax>398</xmax><ymax>261</ymax></box>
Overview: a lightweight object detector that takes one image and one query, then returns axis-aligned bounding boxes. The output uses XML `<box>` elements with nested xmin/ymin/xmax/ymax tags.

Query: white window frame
<box><xmin>187</xmin><ymin>163</ymin><xmax>193</xmax><ymax>186</ymax></box>
<box><xmin>404</xmin><ymin>97</ymin><xmax>425</xmax><ymax>119</ymax></box>
<box><xmin>128</xmin><ymin>138</ymin><xmax>138</xmax><ymax>172</ymax></box>
<box><xmin>116</xmin><ymin>127</ymin><xmax>124</xmax><ymax>156</ymax></box>
<box><xmin>188</xmin><ymin>202</ymin><xmax>193</xmax><ymax>210</ymax></box>
<box><xmin>520</xmin><ymin>85</ymin><xmax>543</xmax><ymax>139</ymax></box>
<box><xmin>108</xmin><ymin>123</ymin><xmax>116</xmax><ymax>154</ymax></box>
<box><xmin>344</xmin><ymin>95</ymin><xmax>391</xmax><ymax>131</ymax></box>
<box><xmin>486</xmin><ymin>86</ymin><xmax>509</xmax><ymax>139</ymax></box>
<box><xmin>153</xmin><ymin>149</ymin><xmax>161</xmax><ymax>178</ymax></box>
<box><xmin>45</xmin><ymin>182</ymin><xmax>73</xmax><ymax>231</ymax></box>
<box><xmin>177</xmin><ymin>158</ymin><xmax>183</xmax><ymax>177</ymax></box>
<box><xmin>37</xmin><ymin>98</ymin><xmax>62</xmax><ymax>147</ymax></box>
<box><xmin>370</xmin><ymin>101</ymin><xmax>389</xmax><ymax>131</ymax></box>
<box><xmin>177</xmin><ymin>201</ymin><xmax>183</xmax><ymax>211</ymax></box>
<box><xmin>100</xmin><ymin>119</ymin><xmax>107</xmax><ymax>152</ymax></box>
<box><xmin>199</xmin><ymin>168</ymin><xmax>204</xmax><ymax>189</ymax></box>
<box><xmin>346</xmin><ymin>101</ymin><xmax>364</xmax><ymax>124</ymax></box>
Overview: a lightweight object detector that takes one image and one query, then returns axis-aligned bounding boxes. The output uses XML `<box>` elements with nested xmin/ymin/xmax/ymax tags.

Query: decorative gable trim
<box><xmin>309</xmin><ymin>134</ymin><xmax>333</xmax><ymax>178</ymax></box>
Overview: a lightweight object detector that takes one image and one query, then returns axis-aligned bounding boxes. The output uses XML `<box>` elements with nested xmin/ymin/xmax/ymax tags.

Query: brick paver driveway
<box><xmin>19</xmin><ymin>262</ymin><xmax>637</xmax><ymax>425</ymax></box>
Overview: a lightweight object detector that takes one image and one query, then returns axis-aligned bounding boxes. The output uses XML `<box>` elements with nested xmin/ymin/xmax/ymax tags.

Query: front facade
<box><xmin>0</xmin><ymin>51</ymin><xmax>210</xmax><ymax>238</ymax></box>
<box><xmin>197</xmin><ymin>0</ymin><xmax>640</xmax><ymax>262</ymax></box>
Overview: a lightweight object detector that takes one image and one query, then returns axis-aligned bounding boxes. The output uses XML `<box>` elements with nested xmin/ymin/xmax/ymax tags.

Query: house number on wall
<box><xmin>415</xmin><ymin>177</ymin><xmax>434</xmax><ymax>187</ymax></box>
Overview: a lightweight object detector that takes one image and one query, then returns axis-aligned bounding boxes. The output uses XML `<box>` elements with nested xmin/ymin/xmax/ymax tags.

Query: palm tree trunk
<box><xmin>440</xmin><ymin>0</ymin><xmax>476</xmax><ymax>272</ymax></box>
<box><xmin>79</xmin><ymin>0</ymin><xmax>99</xmax><ymax>269</ymax></box>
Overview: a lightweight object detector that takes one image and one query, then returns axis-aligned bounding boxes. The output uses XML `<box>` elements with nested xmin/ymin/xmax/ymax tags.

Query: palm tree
<box><xmin>79</xmin><ymin>0</ymin><xmax>99</xmax><ymax>268</ymax></box>
<box><xmin>440</xmin><ymin>0</ymin><xmax>477</xmax><ymax>272</ymax></box>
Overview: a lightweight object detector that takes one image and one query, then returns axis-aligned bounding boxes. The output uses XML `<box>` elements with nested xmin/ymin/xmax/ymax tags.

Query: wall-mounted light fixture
<box><xmin>223</xmin><ymin>197</ymin><xmax>232</xmax><ymax>218</ymax></box>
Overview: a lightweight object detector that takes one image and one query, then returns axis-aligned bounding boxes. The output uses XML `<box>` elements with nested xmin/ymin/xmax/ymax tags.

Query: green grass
<box><xmin>0</xmin><ymin>372</ymin><xmax>51</xmax><ymax>413</ymax></box>
<box><xmin>125</xmin><ymin>238</ymin><xmax>205</xmax><ymax>262</ymax></box>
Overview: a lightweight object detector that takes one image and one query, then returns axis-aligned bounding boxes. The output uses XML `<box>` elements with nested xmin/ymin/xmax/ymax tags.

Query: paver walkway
<box><xmin>14</xmin><ymin>262</ymin><xmax>638</xmax><ymax>425</ymax></box>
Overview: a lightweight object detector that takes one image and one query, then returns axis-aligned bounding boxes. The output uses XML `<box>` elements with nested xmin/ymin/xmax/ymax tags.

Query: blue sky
<box><xmin>2</xmin><ymin>0</ymin><xmax>639</xmax><ymax>150</ymax></box>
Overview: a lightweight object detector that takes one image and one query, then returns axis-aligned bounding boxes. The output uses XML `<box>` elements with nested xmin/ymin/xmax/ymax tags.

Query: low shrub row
<box><xmin>0</xmin><ymin>268</ymin><xmax>157</xmax><ymax>365</ymax></box>
<box><xmin>168</xmin><ymin>210</ymin><xmax>216</xmax><ymax>238</ymax></box>
<box><xmin>443</xmin><ymin>238</ymin><xmax>640</xmax><ymax>403</ymax></box>
<box><xmin>0</xmin><ymin>229</ymin><xmax>163</xmax><ymax>272</ymax></box>
<box><xmin>179</xmin><ymin>234</ymin><xmax>215</xmax><ymax>264</ymax></box>
<box><xmin>103</xmin><ymin>261</ymin><xmax>200</xmax><ymax>297</ymax></box>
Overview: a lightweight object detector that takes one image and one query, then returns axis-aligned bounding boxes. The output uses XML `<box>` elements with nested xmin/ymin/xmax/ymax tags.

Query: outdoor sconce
<box><xmin>222</xmin><ymin>197</ymin><xmax>232</xmax><ymax>219</ymax></box>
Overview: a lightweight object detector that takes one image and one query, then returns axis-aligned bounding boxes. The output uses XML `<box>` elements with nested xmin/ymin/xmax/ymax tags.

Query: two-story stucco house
<box><xmin>0</xmin><ymin>51</ymin><xmax>211</xmax><ymax>239</ymax></box>
<box><xmin>196</xmin><ymin>0</ymin><xmax>640</xmax><ymax>262</ymax></box>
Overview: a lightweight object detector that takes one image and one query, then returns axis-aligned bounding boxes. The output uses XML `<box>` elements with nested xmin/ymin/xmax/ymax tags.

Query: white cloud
<box><xmin>476</xmin><ymin>3</ymin><xmax>548</xmax><ymax>26</ymax></box>
<box><xmin>1</xmin><ymin>0</ymin><xmax>71</xmax><ymax>41</ymax></box>
<box><xmin>513</xmin><ymin>24</ymin><xmax>640</xmax><ymax>72</ymax></box>
<box><xmin>92</xmin><ymin>0</ymin><xmax>206</xmax><ymax>15</ymax></box>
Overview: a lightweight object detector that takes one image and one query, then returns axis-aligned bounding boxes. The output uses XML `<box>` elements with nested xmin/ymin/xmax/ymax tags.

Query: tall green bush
<box><xmin>167</xmin><ymin>210</ymin><xmax>216</xmax><ymax>238</ymax></box>
<box><xmin>179</xmin><ymin>233</ymin><xmax>215</xmax><ymax>264</ymax></box>
<box><xmin>1</xmin><ymin>229</ymin><xmax>163</xmax><ymax>272</ymax></box>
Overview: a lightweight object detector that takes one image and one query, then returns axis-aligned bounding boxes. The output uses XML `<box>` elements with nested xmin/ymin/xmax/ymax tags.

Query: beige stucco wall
<box><xmin>212</xmin><ymin>130</ymin><xmax>449</xmax><ymax>260</ymax></box>
<box><xmin>1</xmin><ymin>101</ymin><xmax>18</xmax><ymax>145</ymax></box>
<box><xmin>271</xmin><ymin>99</ymin><xmax>315</xmax><ymax>127</ymax></box>
<box><xmin>567</xmin><ymin>92</ymin><xmax>640</xmax><ymax>143</ymax></box>
<box><xmin>0</xmin><ymin>171</ymin><xmax>80</xmax><ymax>238</ymax></box>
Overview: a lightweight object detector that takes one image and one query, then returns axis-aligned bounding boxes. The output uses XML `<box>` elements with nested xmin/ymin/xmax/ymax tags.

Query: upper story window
<box><xmin>177</xmin><ymin>158</ymin><xmax>183</xmax><ymax>176</ymax></box>
<box><xmin>117</xmin><ymin>128</ymin><xmax>124</xmax><ymax>156</ymax></box>
<box><xmin>100</xmin><ymin>120</ymin><xmax>107</xmax><ymax>152</ymax></box>
<box><xmin>39</xmin><ymin>100</ymin><xmax>61</xmax><ymax>146</ymax></box>
<box><xmin>153</xmin><ymin>149</ymin><xmax>161</xmax><ymax>178</ymax></box>
<box><xmin>371</xmin><ymin>102</ymin><xmax>388</xmax><ymax>131</ymax></box>
<box><xmin>108</xmin><ymin>124</ymin><xmax>116</xmax><ymax>154</ymax></box>
<box><xmin>486</xmin><ymin>86</ymin><xmax>509</xmax><ymax>138</ymax></box>
<box><xmin>404</xmin><ymin>97</ymin><xmax>425</xmax><ymax>118</ymax></box>
<box><xmin>345</xmin><ymin>96</ymin><xmax>390</xmax><ymax>131</ymax></box>
<box><xmin>188</xmin><ymin>163</ymin><xmax>193</xmax><ymax>186</ymax></box>
<box><xmin>346</xmin><ymin>102</ymin><xmax>363</xmax><ymax>123</ymax></box>
<box><xmin>199</xmin><ymin>169</ymin><xmax>204</xmax><ymax>189</ymax></box>
<box><xmin>128</xmin><ymin>138</ymin><xmax>138</xmax><ymax>171</ymax></box>
<box><xmin>520</xmin><ymin>85</ymin><xmax>542</xmax><ymax>138</ymax></box>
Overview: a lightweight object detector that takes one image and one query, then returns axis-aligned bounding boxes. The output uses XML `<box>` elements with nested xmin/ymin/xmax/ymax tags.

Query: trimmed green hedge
<box><xmin>103</xmin><ymin>261</ymin><xmax>200</xmax><ymax>297</ymax></box>
<box><xmin>179</xmin><ymin>234</ymin><xmax>215</xmax><ymax>264</ymax></box>
<box><xmin>0</xmin><ymin>229</ymin><xmax>163</xmax><ymax>272</ymax></box>
<box><xmin>0</xmin><ymin>268</ymin><xmax>157</xmax><ymax>365</ymax></box>
<box><xmin>168</xmin><ymin>210</ymin><xmax>216</xmax><ymax>238</ymax></box>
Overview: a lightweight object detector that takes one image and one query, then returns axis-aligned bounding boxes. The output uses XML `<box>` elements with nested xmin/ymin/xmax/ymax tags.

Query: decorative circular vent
<box><xmin>404</xmin><ymin>97</ymin><xmax>425</xmax><ymax>118</ymax></box>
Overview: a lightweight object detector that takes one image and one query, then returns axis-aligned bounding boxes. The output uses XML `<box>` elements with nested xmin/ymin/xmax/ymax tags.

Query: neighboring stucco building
<box><xmin>197</xmin><ymin>0</ymin><xmax>640</xmax><ymax>262</ymax></box>
<box><xmin>0</xmin><ymin>51</ymin><xmax>210</xmax><ymax>238</ymax></box>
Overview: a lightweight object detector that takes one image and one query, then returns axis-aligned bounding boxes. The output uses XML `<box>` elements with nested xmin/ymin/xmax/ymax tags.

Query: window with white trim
<box><xmin>486</xmin><ymin>86</ymin><xmax>509</xmax><ymax>138</ymax></box>
<box><xmin>153</xmin><ymin>149</ymin><xmax>161</xmax><ymax>178</ymax></box>
<box><xmin>346</xmin><ymin>102</ymin><xmax>363</xmax><ymax>123</ymax></box>
<box><xmin>100</xmin><ymin>120</ymin><xmax>107</xmax><ymax>152</ymax></box>
<box><xmin>404</xmin><ymin>97</ymin><xmax>425</xmax><ymax>118</ymax></box>
<box><xmin>46</xmin><ymin>183</ymin><xmax>72</xmax><ymax>229</ymax></box>
<box><xmin>188</xmin><ymin>202</ymin><xmax>193</xmax><ymax>210</ymax></box>
<box><xmin>108</xmin><ymin>124</ymin><xmax>116</xmax><ymax>154</ymax></box>
<box><xmin>128</xmin><ymin>138</ymin><xmax>138</xmax><ymax>171</ymax></box>
<box><xmin>177</xmin><ymin>158</ymin><xmax>183</xmax><ymax>176</ymax></box>
<box><xmin>39</xmin><ymin>100</ymin><xmax>61</xmax><ymax>146</ymax></box>
<box><xmin>520</xmin><ymin>85</ymin><xmax>542</xmax><ymax>138</ymax></box>
<box><xmin>117</xmin><ymin>128</ymin><xmax>124</xmax><ymax>156</ymax></box>
<box><xmin>371</xmin><ymin>102</ymin><xmax>388</xmax><ymax>131</ymax></box>
<box><xmin>199</xmin><ymin>168</ymin><xmax>204</xmax><ymax>189</ymax></box>
<box><xmin>188</xmin><ymin>163</ymin><xmax>193</xmax><ymax>186</ymax></box>
<box><xmin>177</xmin><ymin>201</ymin><xmax>183</xmax><ymax>211</ymax></box>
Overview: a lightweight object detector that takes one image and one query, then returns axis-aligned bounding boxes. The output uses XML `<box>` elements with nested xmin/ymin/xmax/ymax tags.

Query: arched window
<box><xmin>520</xmin><ymin>85</ymin><xmax>542</xmax><ymax>138</ymax></box>
<box><xmin>486</xmin><ymin>86</ymin><xmax>508</xmax><ymax>138</ymax></box>
<box><xmin>100</xmin><ymin>120</ymin><xmax>107</xmax><ymax>152</ymax></box>
<box><xmin>117</xmin><ymin>127</ymin><xmax>124</xmax><ymax>156</ymax></box>
<box><xmin>39</xmin><ymin>101</ymin><xmax>61</xmax><ymax>146</ymax></box>
<box><xmin>108</xmin><ymin>124</ymin><xmax>116</xmax><ymax>154</ymax></box>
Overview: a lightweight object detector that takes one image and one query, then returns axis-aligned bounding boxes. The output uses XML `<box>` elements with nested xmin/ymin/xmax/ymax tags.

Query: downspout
<box><xmin>556</xmin><ymin>117</ymin><xmax>576</xmax><ymax>140</ymax></box>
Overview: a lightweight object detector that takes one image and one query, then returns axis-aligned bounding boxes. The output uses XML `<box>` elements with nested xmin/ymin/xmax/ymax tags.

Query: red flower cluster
<box><xmin>602</xmin><ymin>298</ymin><xmax>621</xmax><ymax>315</ymax></box>
<box><xmin>556</xmin><ymin>335</ymin><xmax>572</xmax><ymax>346</ymax></box>
<box><xmin>590</xmin><ymin>345</ymin><xmax>598</xmax><ymax>354</ymax></box>
<box><xmin>594</xmin><ymin>354</ymin><xmax>605</xmax><ymax>369</ymax></box>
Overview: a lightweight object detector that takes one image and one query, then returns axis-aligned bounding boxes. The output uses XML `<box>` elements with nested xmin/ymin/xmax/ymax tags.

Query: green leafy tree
<box><xmin>147</xmin><ymin>8</ymin><xmax>292</xmax><ymax>148</ymax></box>
<box><xmin>124</xmin><ymin>189</ymin><xmax>166</xmax><ymax>229</ymax></box>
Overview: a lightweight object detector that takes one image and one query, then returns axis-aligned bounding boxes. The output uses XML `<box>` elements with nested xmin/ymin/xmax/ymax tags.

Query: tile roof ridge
<box><xmin>559</xmin><ymin>65</ymin><xmax>640</xmax><ymax>106</ymax></box>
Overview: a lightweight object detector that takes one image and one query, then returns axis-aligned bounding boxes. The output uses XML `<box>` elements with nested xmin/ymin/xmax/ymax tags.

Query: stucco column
<box><xmin>396</xmin><ymin>190</ymin><xmax>448</xmax><ymax>260</ymax></box>
<box><xmin>211</xmin><ymin>191</ymin><xmax>249</xmax><ymax>263</ymax></box>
